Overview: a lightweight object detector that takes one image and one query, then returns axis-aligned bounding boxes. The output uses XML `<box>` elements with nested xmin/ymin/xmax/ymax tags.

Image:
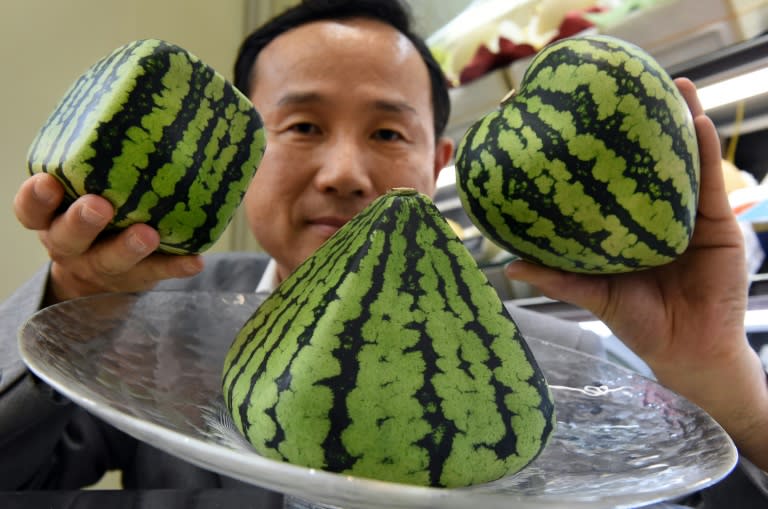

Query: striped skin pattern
<box><xmin>455</xmin><ymin>35</ymin><xmax>699</xmax><ymax>273</ymax></box>
<box><xmin>27</xmin><ymin>39</ymin><xmax>265</xmax><ymax>254</ymax></box>
<box><xmin>222</xmin><ymin>189</ymin><xmax>555</xmax><ymax>488</ymax></box>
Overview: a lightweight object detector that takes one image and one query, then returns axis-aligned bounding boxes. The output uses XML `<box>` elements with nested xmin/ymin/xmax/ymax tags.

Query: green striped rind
<box><xmin>222</xmin><ymin>189</ymin><xmax>555</xmax><ymax>487</ymax></box>
<box><xmin>455</xmin><ymin>35</ymin><xmax>699</xmax><ymax>273</ymax></box>
<box><xmin>27</xmin><ymin>39</ymin><xmax>265</xmax><ymax>254</ymax></box>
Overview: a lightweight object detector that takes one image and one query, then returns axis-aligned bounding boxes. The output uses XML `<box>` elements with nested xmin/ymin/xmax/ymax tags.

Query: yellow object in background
<box><xmin>445</xmin><ymin>218</ymin><xmax>465</xmax><ymax>240</ymax></box>
<box><xmin>722</xmin><ymin>159</ymin><xmax>754</xmax><ymax>195</ymax></box>
<box><xmin>528</xmin><ymin>0</ymin><xmax>599</xmax><ymax>47</ymax></box>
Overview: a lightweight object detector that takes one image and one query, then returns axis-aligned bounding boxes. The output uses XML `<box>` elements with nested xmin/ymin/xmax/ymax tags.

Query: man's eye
<box><xmin>289</xmin><ymin>122</ymin><xmax>319</xmax><ymax>135</ymax></box>
<box><xmin>373</xmin><ymin>129</ymin><xmax>403</xmax><ymax>141</ymax></box>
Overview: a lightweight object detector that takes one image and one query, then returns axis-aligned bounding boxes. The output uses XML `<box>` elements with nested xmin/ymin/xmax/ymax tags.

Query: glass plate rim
<box><xmin>18</xmin><ymin>290</ymin><xmax>738</xmax><ymax>509</ymax></box>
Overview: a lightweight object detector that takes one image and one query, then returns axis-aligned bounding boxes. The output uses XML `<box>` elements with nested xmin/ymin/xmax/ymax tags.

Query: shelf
<box><xmin>669</xmin><ymin>33</ymin><xmax>768</xmax><ymax>136</ymax></box>
<box><xmin>446</xmin><ymin>28</ymin><xmax>768</xmax><ymax>141</ymax></box>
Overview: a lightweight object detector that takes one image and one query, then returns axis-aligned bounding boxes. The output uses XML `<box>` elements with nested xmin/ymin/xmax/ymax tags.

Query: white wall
<box><xmin>0</xmin><ymin>0</ymin><xmax>249</xmax><ymax>300</ymax></box>
<box><xmin>407</xmin><ymin>0</ymin><xmax>471</xmax><ymax>37</ymax></box>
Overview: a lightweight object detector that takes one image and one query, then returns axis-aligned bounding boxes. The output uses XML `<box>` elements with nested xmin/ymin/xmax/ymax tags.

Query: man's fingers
<box><xmin>674</xmin><ymin>77</ymin><xmax>704</xmax><ymax>118</ymax></box>
<box><xmin>14</xmin><ymin>174</ymin><xmax>65</xmax><ymax>230</ymax></box>
<box><xmin>84</xmin><ymin>224</ymin><xmax>161</xmax><ymax>276</ymax></box>
<box><xmin>40</xmin><ymin>195</ymin><xmax>114</xmax><ymax>258</ymax></box>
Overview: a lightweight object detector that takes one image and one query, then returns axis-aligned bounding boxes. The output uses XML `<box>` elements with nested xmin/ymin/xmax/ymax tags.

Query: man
<box><xmin>2</xmin><ymin>0</ymin><xmax>766</xmax><ymax>507</ymax></box>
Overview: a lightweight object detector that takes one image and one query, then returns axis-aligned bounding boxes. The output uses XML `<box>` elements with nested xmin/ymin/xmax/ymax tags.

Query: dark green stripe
<box><xmin>523</xmin><ymin>37</ymin><xmax>698</xmax><ymax>203</ymax></box>
<box><xmin>224</xmin><ymin>196</ymin><xmax>389</xmax><ymax>446</ymax></box>
<box><xmin>223</xmin><ymin>199</ymin><xmax>376</xmax><ymax>399</ymax></box>
<box><xmin>52</xmin><ymin>39</ymin><xmax>150</xmax><ymax>177</ymax></box>
<box><xmin>150</xmin><ymin>89</ymin><xmax>262</xmax><ymax>252</ymax></box>
<box><xmin>112</xmin><ymin>48</ymin><xmax>212</xmax><ymax>225</ymax></box>
<box><xmin>403</xmin><ymin>208</ymin><xmax>462</xmax><ymax>485</ymax></box>
<box><xmin>224</xmin><ymin>201</ymin><xmax>379</xmax><ymax>436</ymax></box>
<box><xmin>521</xmin><ymin>98</ymin><xmax>682</xmax><ymax>260</ymax></box>
<box><xmin>30</xmin><ymin>39</ymin><xmax>147</xmax><ymax>193</ymax></box>
<box><xmin>83</xmin><ymin>42</ymin><xmax>180</xmax><ymax>208</ymax></box>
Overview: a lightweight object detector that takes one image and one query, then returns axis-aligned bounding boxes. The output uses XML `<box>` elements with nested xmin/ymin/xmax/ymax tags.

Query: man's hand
<box><xmin>14</xmin><ymin>173</ymin><xmax>204</xmax><ymax>305</ymax></box>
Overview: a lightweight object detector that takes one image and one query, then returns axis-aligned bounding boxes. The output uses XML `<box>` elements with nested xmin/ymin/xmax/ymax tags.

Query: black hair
<box><xmin>233</xmin><ymin>0</ymin><xmax>451</xmax><ymax>139</ymax></box>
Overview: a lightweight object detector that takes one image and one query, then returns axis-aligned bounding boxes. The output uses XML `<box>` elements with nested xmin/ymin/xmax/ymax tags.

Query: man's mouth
<box><xmin>307</xmin><ymin>216</ymin><xmax>352</xmax><ymax>237</ymax></box>
<box><xmin>311</xmin><ymin>216</ymin><xmax>349</xmax><ymax>227</ymax></box>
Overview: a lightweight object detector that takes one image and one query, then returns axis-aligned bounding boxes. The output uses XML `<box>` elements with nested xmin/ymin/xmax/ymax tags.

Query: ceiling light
<box><xmin>697</xmin><ymin>66</ymin><xmax>768</xmax><ymax>111</ymax></box>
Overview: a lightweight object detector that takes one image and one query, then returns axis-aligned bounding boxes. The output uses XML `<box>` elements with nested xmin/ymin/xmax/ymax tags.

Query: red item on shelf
<box><xmin>550</xmin><ymin>6</ymin><xmax>606</xmax><ymax>43</ymax></box>
<box><xmin>459</xmin><ymin>38</ymin><xmax>536</xmax><ymax>85</ymax></box>
<box><xmin>457</xmin><ymin>6</ymin><xmax>607</xmax><ymax>86</ymax></box>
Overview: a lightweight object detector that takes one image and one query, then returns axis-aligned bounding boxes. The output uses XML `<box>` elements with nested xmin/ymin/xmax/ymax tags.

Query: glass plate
<box><xmin>18</xmin><ymin>291</ymin><xmax>736</xmax><ymax>509</ymax></box>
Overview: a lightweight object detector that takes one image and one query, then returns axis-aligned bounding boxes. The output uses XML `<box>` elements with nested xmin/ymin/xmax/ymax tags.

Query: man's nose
<box><xmin>314</xmin><ymin>137</ymin><xmax>373</xmax><ymax>197</ymax></box>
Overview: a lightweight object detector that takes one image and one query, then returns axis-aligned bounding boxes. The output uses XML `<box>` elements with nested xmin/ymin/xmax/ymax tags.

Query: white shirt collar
<box><xmin>255</xmin><ymin>258</ymin><xmax>279</xmax><ymax>294</ymax></box>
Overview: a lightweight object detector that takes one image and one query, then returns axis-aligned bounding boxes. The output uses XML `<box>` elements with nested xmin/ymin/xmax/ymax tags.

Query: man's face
<box><xmin>245</xmin><ymin>18</ymin><xmax>453</xmax><ymax>282</ymax></box>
